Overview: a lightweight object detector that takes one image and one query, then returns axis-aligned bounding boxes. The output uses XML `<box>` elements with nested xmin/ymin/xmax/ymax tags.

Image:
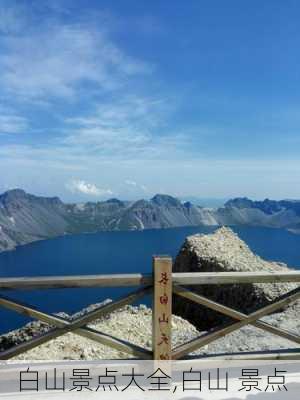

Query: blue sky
<box><xmin>0</xmin><ymin>0</ymin><xmax>300</xmax><ymax>201</ymax></box>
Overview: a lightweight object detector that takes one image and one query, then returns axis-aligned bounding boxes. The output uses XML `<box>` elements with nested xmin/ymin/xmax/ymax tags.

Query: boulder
<box><xmin>173</xmin><ymin>227</ymin><xmax>298</xmax><ymax>330</ymax></box>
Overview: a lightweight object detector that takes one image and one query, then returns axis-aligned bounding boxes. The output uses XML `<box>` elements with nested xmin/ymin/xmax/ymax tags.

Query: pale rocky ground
<box><xmin>0</xmin><ymin>301</ymin><xmax>298</xmax><ymax>360</ymax></box>
<box><xmin>4</xmin><ymin>304</ymin><xmax>198</xmax><ymax>360</ymax></box>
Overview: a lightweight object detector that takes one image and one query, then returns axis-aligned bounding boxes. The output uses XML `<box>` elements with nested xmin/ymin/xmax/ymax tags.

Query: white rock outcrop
<box><xmin>173</xmin><ymin>227</ymin><xmax>299</xmax><ymax>330</ymax></box>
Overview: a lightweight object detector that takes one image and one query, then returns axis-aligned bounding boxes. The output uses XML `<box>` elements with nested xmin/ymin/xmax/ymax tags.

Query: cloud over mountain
<box><xmin>66</xmin><ymin>180</ymin><xmax>113</xmax><ymax>197</ymax></box>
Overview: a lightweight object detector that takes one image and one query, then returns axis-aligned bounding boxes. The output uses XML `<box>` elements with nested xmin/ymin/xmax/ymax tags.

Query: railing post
<box><xmin>152</xmin><ymin>255</ymin><xmax>172</xmax><ymax>360</ymax></box>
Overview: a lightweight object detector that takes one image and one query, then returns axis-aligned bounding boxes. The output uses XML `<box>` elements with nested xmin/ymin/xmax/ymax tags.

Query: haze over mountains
<box><xmin>1</xmin><ymin>189</ymin><xmax>300</xmax><ymax>252</ymax></box>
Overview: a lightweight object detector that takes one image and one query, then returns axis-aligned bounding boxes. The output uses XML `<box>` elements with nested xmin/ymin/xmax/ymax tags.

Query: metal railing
<box><xmin>0</xmin><ymin>255</ymin><xmax>300</xmax><ymax>360</ymax></box>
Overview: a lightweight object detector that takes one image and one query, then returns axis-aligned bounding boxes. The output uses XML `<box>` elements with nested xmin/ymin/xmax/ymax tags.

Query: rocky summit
<box><xmin>173</xmin><ymin>227</ymin><xmax>299</xmax><ymax>330</ymax></box>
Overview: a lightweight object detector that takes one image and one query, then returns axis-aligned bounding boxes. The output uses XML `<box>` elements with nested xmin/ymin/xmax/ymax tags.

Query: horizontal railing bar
<box><xmin>184</xmin><ymin>348</ymin><xmax>300</xmax><ymax>360</ymax></box>
<box><xmin>173</xmin><ymin>271</ymin><xmax>300</xmax><ymax>285</ymax></box>
<box><xmin>0</xmin><ymin>274</ymin><xmax>153</xmax><ymax>290</ymax></box>
<box><xmin>1</xmin><ymin>271</ymin><xmax>300</xmax><ymax>290</ymax></box>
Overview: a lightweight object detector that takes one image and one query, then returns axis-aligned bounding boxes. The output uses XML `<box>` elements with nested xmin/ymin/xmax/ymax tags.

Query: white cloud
<box><xmin>0</xmin><ymin>114</ymin><xmax>27</xmax><ymax>134</ymax></box>
<box><xmin>62</xmin><ymin>95</ymin><xmax>184</xmax><ymax>161</ymax></box>
<box><xmin>0</xmin><ymin>3</ymin><xmax>192</xmax><ymax>198</ymax></box>
<box><xmin>0</xmin><ymin>20</ymin><xmax>151</xmax><ymax>101</ymax></box>
<box><xmin>140</xmin><ymin>184</ymin><xmax>148</xmax><ymax>192</ymax></box>
<box><xmin>66</xmin><ymin>179</ymin><xmax>113</xmax><ymax>197</ymax></box>
<box><xmin>125</xmin><ymin>180</ymin><xmax>137</xmax><ymax>186</ymax></box>
<box><xmin>0</xmin><ymin>94</ymin><xmax>188</xmax><ymax>177</ymax></box>
<box><xmin>0</xmin><ymin>3</ymin><xmax>183</xmax><ymax>169</ymax></box>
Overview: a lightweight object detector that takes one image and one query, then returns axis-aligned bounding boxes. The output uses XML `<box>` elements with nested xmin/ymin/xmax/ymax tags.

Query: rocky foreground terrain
<box><xmin>0</xmin><ymin>301</ymin><xmax>299</xmax><ymax>360</ymax></box>
<box><xmin>0</xmin><ymin>227</ymin><xmax>299</xmax><ymax>360</ymax></box>
<box><xmin>1</xmin><ymin>188</ymin><xmax>300</xmax><ymax>252</ymax></box>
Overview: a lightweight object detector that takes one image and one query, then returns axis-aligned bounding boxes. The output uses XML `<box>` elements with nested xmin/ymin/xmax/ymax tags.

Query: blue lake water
<box><xmin>0</xmin><ymin>226</ymin><xmax>300</xmax><ymax>334</ymax></box>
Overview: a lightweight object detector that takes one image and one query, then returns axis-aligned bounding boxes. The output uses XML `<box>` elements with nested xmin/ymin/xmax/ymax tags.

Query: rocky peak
<box><xmin>224</xmin><ymin>197</ymin><xmax>253</xmax><ymax>209</ymax></box>
<box><xmin>151</xmin><ymin>194</ymin><xmax>182</xmax><ymax>207</ymax></box>
<box><xmin>0</xmin><ymin>189</ymin><xmax>63</xmax><ymax>207</ymax></box>
<box><xmin>224</xmin><ymin>197</ymin><xmax>286</xmax><ymax>215</ymax></box>
<box><xmin>173</xmin><ymin>227</ymin><xmax>298</xmax><ymax>330</ymax></box>
<box><xmin>105</xmin><ymin>198</ymin><xmax>125</xmax><ymax>207</ymax></box>
<box><xmin>0</xmin><ymin>189</ymin><xmax>27</xmax><ymax>202</ymax></box>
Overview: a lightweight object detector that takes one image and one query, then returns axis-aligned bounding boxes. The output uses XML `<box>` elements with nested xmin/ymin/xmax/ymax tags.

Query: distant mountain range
<box><xmin>1</xmin><ymin>189</ymin><xmax>300</xmax><ymax>252</ymax></box>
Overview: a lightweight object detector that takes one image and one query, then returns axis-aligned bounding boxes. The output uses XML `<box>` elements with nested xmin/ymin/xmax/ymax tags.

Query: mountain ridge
<box><xmin>1</xmin><ymin>189</ymin><xmax>300</xmax><ymax>252</ymax></box>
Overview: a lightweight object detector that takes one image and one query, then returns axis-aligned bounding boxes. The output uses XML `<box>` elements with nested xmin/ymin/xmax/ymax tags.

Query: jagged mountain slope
<box><xmin>0</xmin><ymin>189</ymin><xmax>67</xmax><ymax>237</ymax></box>
<box><xmin>0</xmin><ymin>190</ymin><xmax>217</xmax><ymax>252</ymax></box>
<box><xmin>0</xmin><ymin>190</ymin><xmax>68</xmax><ymax>251</ymax></box>
<box><xmin>114</xmin><ymin>195</ymin><xmax>219</xmax><ymax>230</ymax></box>
<box><xmin>1</xmin><ymin>190</ymin><xmax>300</xmax><ymax>253</ymax></box>
<box><xmin>219</xmin><ymin>197</ymin><xmax>300</xmax><ymax>228</ymax></box>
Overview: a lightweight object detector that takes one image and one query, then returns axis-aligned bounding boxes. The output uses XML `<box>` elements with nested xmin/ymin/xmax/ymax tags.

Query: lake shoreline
<box><xmin>1</xmin><ymin>223</ymin><xmax>299</xmax><ymax>256</ymax></box>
